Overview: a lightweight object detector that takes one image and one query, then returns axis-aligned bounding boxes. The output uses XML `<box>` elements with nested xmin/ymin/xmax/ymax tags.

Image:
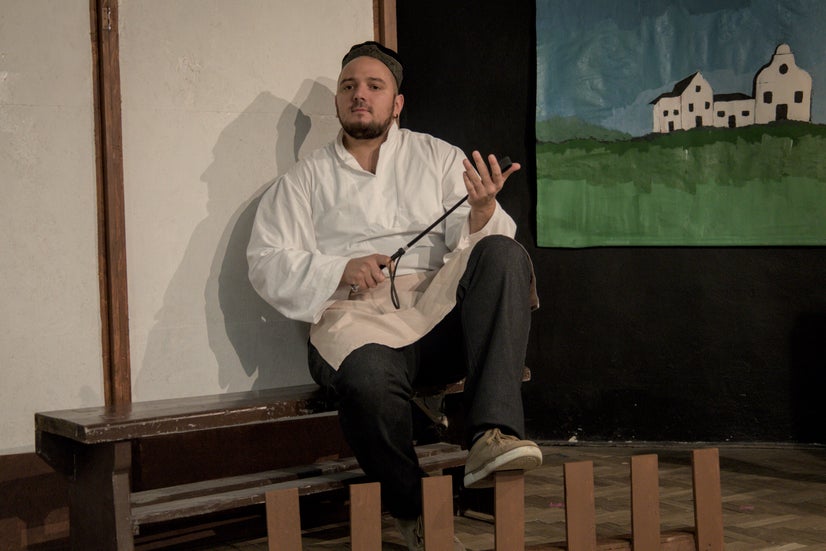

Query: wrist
<box><xmin>469</xmin><ymin>203</ymin><xmax>495</xmax><ymax>233</ymax></box>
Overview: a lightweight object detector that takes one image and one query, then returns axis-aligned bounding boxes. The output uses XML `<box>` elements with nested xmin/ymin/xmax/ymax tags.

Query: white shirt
<box><xmin>248</xmin><ymin>124</ymin><xmax>517</xmax><ymax>326</ymax></box>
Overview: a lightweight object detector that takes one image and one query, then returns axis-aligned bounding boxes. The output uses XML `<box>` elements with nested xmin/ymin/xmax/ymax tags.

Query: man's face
<box><xmin>335</xmin><ymin>56</ymin><xmax>403</xmax><ymax>140</ymax></box>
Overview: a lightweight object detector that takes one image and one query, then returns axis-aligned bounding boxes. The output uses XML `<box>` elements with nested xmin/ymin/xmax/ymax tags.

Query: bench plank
<box><xmin>35</xmin><ymin>384</ymin><xmax>334</xmax><ymax>444</ymax></box>
<box><xmin>35</xmin><ymin>371</ymin><xmax>530</xmax><ymax>445</ymax></box>
<box><xmin>131</xmin><ymin>458</ymin><xmax>361</xmax><ymax>508</ymax></box>
<box><xmin>131</xmin><ymin>442</ymin><xmax>459</xmax><ymax>508</ymax></box>
<box><xmin>132</xmin><ymin>447</ymin><xmax>468</xmax><ymax>527</ymax></box>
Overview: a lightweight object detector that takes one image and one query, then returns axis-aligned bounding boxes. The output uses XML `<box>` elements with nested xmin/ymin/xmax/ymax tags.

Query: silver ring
<box><xmin>350</xmin><ymin>284</ymin><xmax>360</xmax><ymax>293</ymax></box>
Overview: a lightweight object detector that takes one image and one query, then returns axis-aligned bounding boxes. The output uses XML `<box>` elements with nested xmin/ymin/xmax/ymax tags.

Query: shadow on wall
<box><xmin>136</xmin><ymin>80</ymin><xmax>337</xmax><ymax>397</ymax></box>
<box><xmin>209</xmin><ymin>81</ymin><xmax>339</xmax><ymax>391</ymax></box>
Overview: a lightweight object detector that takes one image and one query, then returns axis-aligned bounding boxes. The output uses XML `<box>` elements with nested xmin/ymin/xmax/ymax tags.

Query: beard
<box><xmin>337</xmin><ymin>108</ymin><xmax>395</xmax><ymax>140</ymax></box>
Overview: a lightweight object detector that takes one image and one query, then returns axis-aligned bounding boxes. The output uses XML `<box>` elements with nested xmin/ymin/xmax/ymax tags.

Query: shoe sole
<box><xmin>463</xmin><ymin>446</ymin><xmax>543</xmax><ymax>489</ymax></box>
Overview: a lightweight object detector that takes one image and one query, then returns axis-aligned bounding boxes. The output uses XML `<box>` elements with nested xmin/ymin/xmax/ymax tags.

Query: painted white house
<box><xmin>712</xmin><ymin>93</ymin><xmax>755</xmax><ymax>129</ymax></box>
<box><xmin>650</xmin><ymin>44</ymin><xmax>811</xmax><ymax>133</ymax></box>
<box><xmin>651</xmin><ymin>72</ymin><xmax>713</xmax><ymax>133</ymax></box>
<box><xmin>754</xmin><ymin>44</ymin><xmax>812</xmax><ymax>124</ymax></box>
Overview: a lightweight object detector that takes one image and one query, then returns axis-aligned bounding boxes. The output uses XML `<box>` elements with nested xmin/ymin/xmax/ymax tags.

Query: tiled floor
<box><xmin>135</xmin><ymin>442</ymin><xmax>826</xmax><ymax>550</ymax></box>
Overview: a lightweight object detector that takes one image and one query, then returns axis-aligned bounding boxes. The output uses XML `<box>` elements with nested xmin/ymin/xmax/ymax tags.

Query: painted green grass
<box><xmin>536</xmin><ymin>121</ymin><xmax>826</xmax><ymax>247</ymax></box>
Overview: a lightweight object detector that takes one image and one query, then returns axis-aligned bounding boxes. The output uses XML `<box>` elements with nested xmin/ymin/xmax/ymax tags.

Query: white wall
<box><xmin>0</xmin><ymin>0</ymin><xmax>373</xmax><ymax>452</ymax></box>
<box><xmin>119</xmin><ymin>1</ymin><xmax>373</xmax><ymax>401</ymax></box>
<box><xmin>0</xmin><ymin>0</ymin><xmax>103</xmax><ymax>454</ymax></box>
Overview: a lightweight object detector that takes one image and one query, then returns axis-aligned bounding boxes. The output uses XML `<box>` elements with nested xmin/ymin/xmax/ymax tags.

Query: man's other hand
<box><xmin>341</xmin><ymin>253</ymin><xmax>392</xmax><ymax>293</ymax></box>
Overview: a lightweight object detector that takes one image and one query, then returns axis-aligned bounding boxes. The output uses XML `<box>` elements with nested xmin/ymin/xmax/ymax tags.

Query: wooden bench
<box><xmin>36</xmin><ymin>368</ymin><xmax>530</xmax><ymax>550</ymax></box>
<box><xmin>33</xmin><ymin>375</ymin><xmax>502</xmax><ymax>550</ymax></box>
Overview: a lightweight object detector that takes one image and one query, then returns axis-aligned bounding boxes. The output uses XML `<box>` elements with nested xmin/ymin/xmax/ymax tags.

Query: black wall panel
<box><xmin>397</xmin><ymin>1</ymin><xmax>826</xmax><ymax>443</ymax></box>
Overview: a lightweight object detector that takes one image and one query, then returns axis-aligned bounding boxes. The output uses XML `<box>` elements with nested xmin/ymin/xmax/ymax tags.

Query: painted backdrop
<box><xmin>536</xmin><ymin>0</ymin><xmax>826</xmax><ymax>246</ymax></box>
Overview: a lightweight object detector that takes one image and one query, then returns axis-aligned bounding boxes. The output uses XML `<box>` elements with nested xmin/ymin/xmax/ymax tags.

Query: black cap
<box><xmin>341</xmin><ymin>41</ymin><xmax>403</xmax><ymax>89</ymax></box>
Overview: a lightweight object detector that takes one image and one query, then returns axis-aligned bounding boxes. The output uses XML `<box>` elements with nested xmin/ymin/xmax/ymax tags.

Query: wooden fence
<box><xmin>265</xmin><ymin>448</ymin><xmax>724</xmax><ymax>551</ymax></box>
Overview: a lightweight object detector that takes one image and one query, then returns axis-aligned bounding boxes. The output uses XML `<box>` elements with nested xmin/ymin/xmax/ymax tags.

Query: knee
<box><xmin>473</xmin><ymin>235</ymin><xmax>531</xmax><ymax>275</ymax></box>
<box><xmin>335</xmin><ymin>345</ymin><xmax>412</xmax><ymax>410</ymax></box>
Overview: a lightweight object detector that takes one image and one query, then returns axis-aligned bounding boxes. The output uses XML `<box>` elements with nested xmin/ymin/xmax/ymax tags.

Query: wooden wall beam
<box><xmin>90</xmin><ymin>0</ymin><xmax>131</xmax><ymax>406</ymax></box>
<box><xmin>373</xmin><ymin>0</ymin><xmax>397</xmax><ymax>50</ymax></box>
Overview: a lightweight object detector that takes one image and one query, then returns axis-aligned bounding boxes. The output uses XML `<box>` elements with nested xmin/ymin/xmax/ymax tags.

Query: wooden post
<box><xmin>564</xmin><ymin>460</ymin><xmax>597</xmax><ymax>551</ymax></box>
<box><xmin>422</xmin><ymin>475</ymin><xmax>455</xmax><ymax>551</ymax></box>
<box><xmin>631</xmin><ymin>454</ymin><xmax>661</xmax><ymax>550</ymax></box>
<box><xmin>89</xmin><ymin>0</ymin><xmax>131</xmax><ymax>407</ymax></box>
<box><xmin>350</xmin><ymin>482</ymin><xmax>382</xmax><ymax>551</ymax></box>
<box><xmin>494</xmin><ymin>471</ymin><xmax>525</xmax><ymax>550</ymax></box>
<box><xmin>373</xmin><ymin>0</ymin><xmax>397</xmax><ymax>50</ymax></box>
<box><xmin>692</xmin><ymin>448</ymin><xmax>724</xmax><ymax>551</ymax></box>
<box><xmin>266</xmin><ymin>487</ymin><xmax>302</xmax><ymax>551</ymax></box>
<box><xmin>68</xmin><ymin>441</ymin><xmax>133</xmax><ymax>550</ymax></box>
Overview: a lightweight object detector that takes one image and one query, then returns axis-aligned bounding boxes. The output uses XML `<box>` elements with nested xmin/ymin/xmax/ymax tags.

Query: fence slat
<box><xmin>264</xmin><ymin>450</ymin><xmax>719</xmax><ymax>551</ymax></box>
<box><xmin>422</xmin><ymin>475</ymin><xmax>455</xmax><ymax>551</ymax></box>
<box><xmin>265</xmin><ymin>487</ymin><xmax>302</xmax><ymax>551</ymax></box>
<box><xmin>350</xmin><ymin>482</ymin><xmax>381</xmax><ymax>551</ymax></box>
<box><xmin>494</xmin><ymin>471</ymin><xmax>525</xmax><ymax>550</ymax></box>
<box><xmin>564</xmin><ymin>460</ymin><xmax>597</xmax><ymax>551</ymax></box>
<box><xmin>692</xmin><ymin>448</ymin><xmax>724</xmax><ymax>551</ymax></box>
<box><xmin>631</xmin><ymin>454</ymin><xmax>661</xmax><ymax>550</ymax></box>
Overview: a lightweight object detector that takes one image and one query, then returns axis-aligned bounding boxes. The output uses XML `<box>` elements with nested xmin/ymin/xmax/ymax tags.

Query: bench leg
<box><xmin>69</xmin><ymin>441</ymin><xmax>134</xmax><ymax>550</ymax></box>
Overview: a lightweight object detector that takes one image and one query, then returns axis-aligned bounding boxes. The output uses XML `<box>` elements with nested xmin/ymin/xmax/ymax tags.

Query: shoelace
<box><xmin>484</xmin><ymin>428</ymin><xmax>518</xmax><ymax>446</ymax></box>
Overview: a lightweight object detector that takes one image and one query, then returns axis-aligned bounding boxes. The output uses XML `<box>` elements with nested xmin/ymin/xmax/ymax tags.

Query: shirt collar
<box><xmin>335</xmin><ymin>123</ymin><xmax>401</xmax><ymax>173</ymax></box>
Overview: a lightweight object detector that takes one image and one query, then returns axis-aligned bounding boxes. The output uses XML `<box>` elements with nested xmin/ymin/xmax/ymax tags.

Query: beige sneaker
<box><xmin>463</xmin><ymin>428</ymin><xmax>543</xmax><ymax>488</ymax></box>
<box><xmin>395</xmin><ymin>516</ymin><xmax>466</xmax><ymax>551</ymax></box>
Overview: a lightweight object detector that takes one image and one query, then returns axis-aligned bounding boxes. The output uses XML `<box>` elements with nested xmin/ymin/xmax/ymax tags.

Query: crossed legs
<box><xmin>308</xmin><ymin>235</ymin><xmax>534</xmax><ymax>518</ymax></box>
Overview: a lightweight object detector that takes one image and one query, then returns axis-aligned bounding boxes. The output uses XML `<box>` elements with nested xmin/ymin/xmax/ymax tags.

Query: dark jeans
<box><xmin>308</xmin><ymin>235</ymin><xmax>532</xmax><ymax>518</ymax></box>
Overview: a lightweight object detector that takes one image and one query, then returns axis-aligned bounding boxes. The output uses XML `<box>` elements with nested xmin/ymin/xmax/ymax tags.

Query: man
<box><xmin>248</xmin><ymin>41</ymin><xmax>541</xmax><ymax>549</ymax></box>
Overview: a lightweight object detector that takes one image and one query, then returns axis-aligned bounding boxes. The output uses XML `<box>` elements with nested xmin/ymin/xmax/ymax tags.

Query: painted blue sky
<box><xmin>537</xmin><ymin>0</ymin><xmax>826</xmax><ymax>136</ymax></box>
